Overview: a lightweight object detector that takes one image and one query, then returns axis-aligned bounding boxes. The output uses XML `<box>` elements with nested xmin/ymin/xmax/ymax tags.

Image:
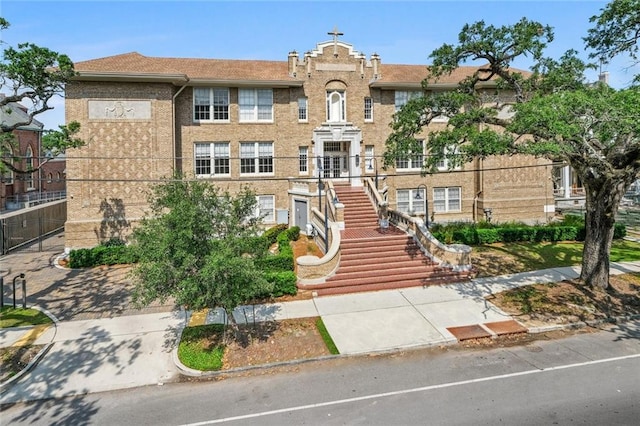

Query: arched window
<box><xmin>2</xmin><ymin>146</ymin><xmax>14</xmax><ymax>184</ymax></box>
<box><xmin>25</xmin><ymin>146</ymin><xmax>35</xmax><ymax>189</ymax></box>
<box><xmin>326</xmin><ymin>90</ymin><xmax>345</xmax><ymax>122</ymax></box>
<box><xmin>47</xmin><ymin>173</ymin><xmax>53</xmax><ymax>183</ymax></box>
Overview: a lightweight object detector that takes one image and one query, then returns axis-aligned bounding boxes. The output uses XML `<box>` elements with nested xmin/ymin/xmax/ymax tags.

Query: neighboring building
<box><xmin>65</xmin><ymin>33</ymin><xmax>554</xmax><ymax>249</ymax></box>
<box><xmin>0</xmin><ymin>98</ymin><xmax>67</xmax><ymax>211</ymax></box>
<box><xmin>1</xmin><ymin>99</ymin><xmax>42</xmax><ymax>209</ymax></box>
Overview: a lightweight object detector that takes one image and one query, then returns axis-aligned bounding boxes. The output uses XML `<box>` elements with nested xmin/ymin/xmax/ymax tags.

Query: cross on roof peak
<box><xmin>328</xmin><ymin>26</ymin><xmax>344</xmax><ymax>56</ymax></box>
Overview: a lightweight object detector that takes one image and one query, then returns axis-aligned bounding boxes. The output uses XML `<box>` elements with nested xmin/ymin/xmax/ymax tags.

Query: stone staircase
<box><xmin>309</xmin><ymin>185</ymin><xmax>471</xmax><ymax>296</ymax></box>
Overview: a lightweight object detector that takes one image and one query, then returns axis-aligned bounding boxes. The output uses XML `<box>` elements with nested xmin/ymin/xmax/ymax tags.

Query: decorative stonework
<box><xmin>88</xmin><ymin>100</ymin><xmax>152</xmax><ymax>120</ymax></box>
<box><xmin>316</xmin><ymin>63</ymin><xmax>357</xmax><ymax>72</ymax></box>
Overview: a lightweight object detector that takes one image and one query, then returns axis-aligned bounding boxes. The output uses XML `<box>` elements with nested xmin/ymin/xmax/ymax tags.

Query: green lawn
<box><xmin>178</xmin><ymin>324</ymin><xmax>226</xmax><ymax>371</ymax></box>
<box><xmin>0</xmin><ymin>307</ymin><xmax>53</xmax><ymax>328</ymax></box>
<box><xmin>472</xmin><ymin>239</ymin><xmax>640</xmax><ymax>277</ymax></box>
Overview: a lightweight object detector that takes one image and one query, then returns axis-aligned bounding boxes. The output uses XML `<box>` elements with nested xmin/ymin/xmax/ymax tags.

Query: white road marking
<box><xmin>181</xmin><ymin>353</ymin><xmax>640</xmax><ymax>425</ymax></box>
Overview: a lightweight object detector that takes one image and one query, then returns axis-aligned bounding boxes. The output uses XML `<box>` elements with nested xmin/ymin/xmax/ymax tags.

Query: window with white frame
<box><xmin>194</xmin><ymin>142</ymin><xmax>230</xmax><ymax>176</ymax></box>
<box><xmin>240</xmin><ymin>142</ymin><xmax>273</xmax><ymax>174</ymax></box>
<box><xmin>436</xmin><ymin>147</ymin><xmax>462</xmax><ymax>171</ymax></box>
<box><xmin>25</xmin><ymin>146</ymin><xmax>35</xmax><ymax>189</ymax></box>
<box><xmin>47</xmin><ymin>173</ymin><xmax>53</xmax><ymax>183</ymax></box>
<box><xmin>433</xmin><ymin>187</ymin><xmax>461</xmax><ymax>212</ymax></box>
<box><xmin>394</xmin><ymin>90</ymin><xmax>423</xmax><ymax>112</ymax></box>
<box><xmin>299</xmin><ymin>146</ymin><xmax>308</xmax><ymax>174</ymax></box>
<box><xmin>239</xmin><ymin>89</ymin><xmax>273</xmax><ymax>122</ymax></box>
<box><xmin>395</xmin><ymin>139</ymin><xmax>424</xmax><ymax>170</ymax></box>
<box><xmin>326</xmin><ymin>90</ymin><xmax>346</xmax><ymax>122</ymax></box>
<box><xmin>298</xmin><ymin>97</ymin><xmax>308</xmax><ymax>122</ymax></box>
<box><xmin>364</xmin><ymin>97</ymin><xmax>373</xmax><ymax>121</ymax></box>
<box><xmin>365</xmin><ymin>145</ymin><xmax>375</xmax><ymax>172</ymax></box>
<box><xmin>193</xmin><ymin>88</ymin><xmax>229</xmax><ymax>122</ymax></box>
<box><xmin>256</xmin><ymin>195</ymin><xmax>275</xmax><ymax>223</ymax></box>
<box><xmin>396</xmin><ymin>188</ymin><xmax>426</xmax><ymax>215</ymax></box>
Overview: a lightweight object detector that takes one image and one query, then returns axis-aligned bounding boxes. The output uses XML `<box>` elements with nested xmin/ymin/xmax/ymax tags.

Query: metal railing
<box><xmin>4</xmin><ymin>191</ymin><xmax>67</xmax><ymax>211</ymax></box>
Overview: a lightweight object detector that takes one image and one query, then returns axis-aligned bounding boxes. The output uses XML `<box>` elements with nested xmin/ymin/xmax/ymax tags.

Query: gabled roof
<box><xmin>74</xmin><ymin>52</ymin><xmax>299</xmax><ymax>86</ymax></box>
<box><xmin>73</xmin><ymin>52</ymin><xmax>529</xmax><ymax>88</ymax></box>
<box><xmin>0</xmin><ymin>100</ymin><xmax>44</xmax><ymax>132</ymax></box>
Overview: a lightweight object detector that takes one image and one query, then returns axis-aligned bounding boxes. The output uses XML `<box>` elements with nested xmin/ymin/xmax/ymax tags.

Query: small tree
<box><xmin>0</xmin><ymin>17</ymin><xmax>84</xmax><ymax>175</ymax></box>
<box><xmin>384</xmin><ymin>11</ymin><xmax>640</xmax><ymax>290</ymax></box>
<box><xmin>131</xmin><ymin>177</ymin><xmax>272</xmax><ymax>337</ymax></box>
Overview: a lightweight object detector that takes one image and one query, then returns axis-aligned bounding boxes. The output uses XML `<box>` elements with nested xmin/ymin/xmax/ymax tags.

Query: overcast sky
<box><xmin>2</xmin><ymin>0</ymin><xmax>637</xmax><ymax>130</ymax></box>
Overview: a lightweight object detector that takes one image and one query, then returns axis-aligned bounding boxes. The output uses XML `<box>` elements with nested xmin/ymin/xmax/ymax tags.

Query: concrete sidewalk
<box><xmin>2</xmin><ymin>260</ymin><xmax>639</xmax><ymax>404</ymax></box>
<box><xmin>1</xmin><ymin>311</ymin><xmax>185</xmax><ymax>404</ymax></box>
<box><xmin>193</xmin><ymin>260</ymin><xmax>640</xmax><ymax>355</ymax></box>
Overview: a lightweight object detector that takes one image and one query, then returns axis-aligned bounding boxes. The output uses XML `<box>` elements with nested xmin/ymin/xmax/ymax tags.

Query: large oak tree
<box><xmin>384</xmin><ymin>5</ymin><xmax>640</xmax><ymax>289</ymax></box>
<box><xmin>0</xmin><ymin>17</ymin><xmax>83</xmax><ymax>175</ymax></box>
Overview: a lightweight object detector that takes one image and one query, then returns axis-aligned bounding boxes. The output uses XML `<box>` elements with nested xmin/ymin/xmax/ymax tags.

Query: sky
<box><xmin>1</xmin><ymin>0</ymin><xmax>637</xmax><ymax>130</ymax></box>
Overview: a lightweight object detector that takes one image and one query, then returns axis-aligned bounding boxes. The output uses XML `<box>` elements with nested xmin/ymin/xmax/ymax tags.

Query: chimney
<box><xmin>598</xmin><ymin>71</ymin><xmax>609</xmax><ymax>85</ymax></box>
<box><xmin>371</xmin><ymin>53</ymin><xmax>380</xmax><ymax>79</ymax></box>
<box><xmin>288</xmin><ymin>51</ymin><xmax>298</xmax><ymax>77</ymax></box>
<box><xmin>305</xmin><ymin>51</ymin><xmax>312</xmax><ymax>78</ymax></box>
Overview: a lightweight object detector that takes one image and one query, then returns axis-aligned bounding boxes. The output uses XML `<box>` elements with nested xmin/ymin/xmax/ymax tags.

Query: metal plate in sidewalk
<box><xmin>483</xmin><ymin>320</ymin><xmax>528</xmax><ymax>336</ymax></box>
<box><xmin>447</xmin><ymin>324</ymin><xmax>491</xmax><ymax>341</ymax></box>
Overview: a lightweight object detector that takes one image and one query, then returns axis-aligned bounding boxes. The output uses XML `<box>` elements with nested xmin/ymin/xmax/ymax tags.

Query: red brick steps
<box><xmin>307</xmin><ymin>185</ymin><xmax>471</xmax><ymax>296</ymax></box>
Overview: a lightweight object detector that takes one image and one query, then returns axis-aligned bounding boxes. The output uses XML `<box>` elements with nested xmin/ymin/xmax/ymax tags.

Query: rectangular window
<box><xmin>364</xmin><ymin>97</ymin><xmax>373</xmax><ymax>121</ymax></box>
<box><xmin>365</xmin><ymin>145</ymin><xmax>374</xmax><ymax>172</ymax></box>
<box><xmin>193</xmin><ymin>88</ymin><xmax>229</xmax><ymax>122</ymax></box>
<box><xmin>433</xmin><ymin>187</ymin><xmax>461</xmax><ymax>213</ymax></box>
<box><xmin>396</xmin><ymin>188</ymin><xmax>426</xmax><ymax>214</ymax></box>
<box><xmin>394</xmin><ymin>90</ymin><xmax>422</xmax><ymax>112</ymax></box>
<box><xmin>239</xmin><ymin>89</ymin><xmax>273</xmax><ymax>122</ymax></box>
<box><xmin>298</xmin><ymin>97</ymin><xmax>308</xmax><ymax>122</ymax></box>
<box><xmin>396</xmin><ymin>140</ymin><xmax>424</xmax><ymax>170</ymax></box>
<box><xmin>299</xmin><ymin>146</ymin><xmax>308</xmax><ymax>174</ymax></box>
<box><xmin>256</xmin><ymin>195</ymin><xmax>275</xmax><ymax>223</ymax></box>
<box><xmin>194</xmin><ymin>142</ymin><xmax>230</xmax><ymax>176</ymax></box>
<box><xmin>436</xmin><ymin>147</ymin><xmax>462</xmax><ymax>171</ymax></box>
<box><xmin>240</xmin><ymin>142</ymin><xmax>273</xmax><ymax>174</ymax></box>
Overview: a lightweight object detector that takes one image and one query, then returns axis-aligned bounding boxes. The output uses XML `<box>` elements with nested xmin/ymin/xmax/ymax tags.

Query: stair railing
<box><xmin>363</xmin><ymin>177</ymin><xmax>472</xmax><ymax>271</ymax></box>
<box><xmin>388</xmin><ymin>209</ymin><xmax>472</xmax><ymax>272</ymax></box>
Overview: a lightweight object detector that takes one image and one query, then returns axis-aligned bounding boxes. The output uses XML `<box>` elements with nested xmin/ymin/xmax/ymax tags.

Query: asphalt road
<box><xmin>3</xmin><ymin>321</ymin><xmax>639</xmax><ymax>425</ymax></box>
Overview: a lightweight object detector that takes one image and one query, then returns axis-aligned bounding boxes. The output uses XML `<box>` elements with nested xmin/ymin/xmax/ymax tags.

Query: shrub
<box><xmin>256</xmin><ymin>255</ymin><xmax>294</xmax><ymax>272</ymax></box>
<box><xmin>69</xmin><ymin>244</ymin><xmax>138</xmax><ymax>268</ymax></box>
<box><xmin>429</xmin><ymin>217</ymin><xmax>626</xmax><ymax>246</ymax></box>
<box><xmin>264</xmin><ymin>271</ymin><xmax>297</xmax><ymax>297</ymax></box>
<box><xmin>284</xmin><ymin>226</ymin><xmax>300</xmax><ymax>241</ymax></box>
<box><xmin>262</xmin><ymin>224</ymin><xmax>288</xmax><ymax>247</ymax></box>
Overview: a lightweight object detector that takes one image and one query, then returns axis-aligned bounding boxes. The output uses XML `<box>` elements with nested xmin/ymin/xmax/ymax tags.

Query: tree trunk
<box><xmin>580</xmin><ymin>179</ymin><xmax>626</xmax><ymax>289</ymax></box>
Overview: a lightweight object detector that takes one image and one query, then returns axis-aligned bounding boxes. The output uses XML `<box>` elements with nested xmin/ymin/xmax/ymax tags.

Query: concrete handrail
<box><xmin>296</xmin><ymin>222</ymin><xmax>341</xmax><ymax>285</ymax></box>
<box><xmin>388</xmin><ymin>209</ymin><xmax>472</xmax><ymax>271</ymax></box>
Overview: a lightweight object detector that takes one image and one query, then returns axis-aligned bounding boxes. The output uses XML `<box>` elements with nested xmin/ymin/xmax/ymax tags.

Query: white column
<box><xmin>563</xmin><ymin>166</ymin><xmax>571</xmax><ymax>198</ymax></box>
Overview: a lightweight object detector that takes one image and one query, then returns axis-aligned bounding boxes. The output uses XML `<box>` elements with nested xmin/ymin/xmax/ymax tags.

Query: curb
<box><xmin>0</xmin><ymin>305</ymin><xmax>59</xmax><ymax>393</ymax></box>
<box><xmin>172</xmin><ymin>313</ymin><xmax>640</xmax><ymax>379</ymax></box>
<box><xmin>172</xmin><ymin>335</ymin><xmax>459</xmax><ymax>379</ymax></box>
<box><xmin>526</xmin><ymin>313</ymin><xmax>640</xmax><ymax>334</ymax></box>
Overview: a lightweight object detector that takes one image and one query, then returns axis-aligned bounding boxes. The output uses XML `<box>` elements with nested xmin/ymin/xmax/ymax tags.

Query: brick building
<box><xmin>1</xmin><ymin>99</ymin><xmax>66</xmax><ymax>210</ymax></box>
<box><xmin>64</xmin><ymin>34</ymin><xmax>554</xmax><ymax>249</ymax></box>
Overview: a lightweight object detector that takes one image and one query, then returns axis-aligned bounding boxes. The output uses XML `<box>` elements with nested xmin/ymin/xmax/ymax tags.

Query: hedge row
<box><xmin>69</xmin><ymin>243</ymin><xmax>138</xmax><ymax>268</ymax></box>
<box><xmin>430</xmin><ymin>222</ymin><xmax>626</xmax><ymax>245</ymax></box>
<box><xmin>68</xmin><ymin>225</ymin><xmax>302</xmax><ymax>298</ymax></box>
